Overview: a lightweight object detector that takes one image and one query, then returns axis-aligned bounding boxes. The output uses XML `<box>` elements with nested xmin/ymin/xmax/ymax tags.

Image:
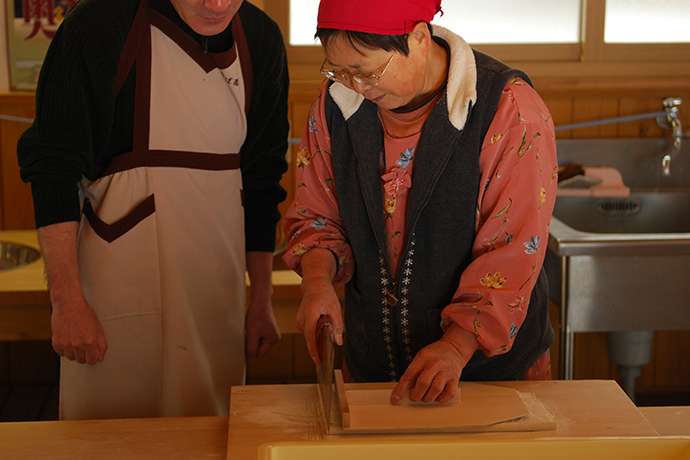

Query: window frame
<box><xmin>264</xmin><ymin>0</ymin><xmax>690</xmax><ymax>74</ymax></box>
<box><xmin>582</xmin><ymin>0</ymin><xmax>690</xmax><ymax>61</ymax></box>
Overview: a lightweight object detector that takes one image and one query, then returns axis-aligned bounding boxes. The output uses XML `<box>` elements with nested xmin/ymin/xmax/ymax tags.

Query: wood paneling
<box><xmin>246</xmin><ymin>335</ymin><xmax>294</xmax><ymax>384</ymax></box>
<box><xmin>1</xmin><ymin>121</ymin><xmax>35</xmax><ymax>229</ymax></box>
<box><xmin>9</xmin><ymin>341</ymin><xmax>58</xmax><ymax>385</ymax></box>
<box><xmin>542</xmin><ymin>98</ymin><xmax>573</xmax><ymax>139</ymax></box>
<box><xmin>1</xmin><ymin>385</ymin><xmax>53</xmax><ymax>421</ymax></box>
<box><xmin>654</xmin><ymin>331</ymin><xmax>690</xmax><ymax>391</ymax></box>
<box><xmin>0</xmin><ymin>304</ymin><xmax>51</xmax><ymax>341</ymax></box>
<box><xmin>0</xmin><ymin>93</ymin><xmax>35</xmax><ymax>230</ymax></box>
<box><xmin>0</xmin><ymin>343</ymin><xmax>9</xmax><ymax>384</ymax></box>
<box><xmin>572</xmin><ymin>98</ymin><xmax>620</xmax><ymax>138</ymax></box>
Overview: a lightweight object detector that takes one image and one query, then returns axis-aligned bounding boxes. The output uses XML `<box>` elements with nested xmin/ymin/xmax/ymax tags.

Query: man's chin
<box><xmin>187</xmin><ymin>16</ymin><xmax>233</xmax><ymax>37</ymax></box>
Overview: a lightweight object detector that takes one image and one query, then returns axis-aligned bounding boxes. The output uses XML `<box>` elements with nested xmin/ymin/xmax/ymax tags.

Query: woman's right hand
<box><xmin>297</xmin><ymin>276</ymin><xmax>343</xmax><ymax>365</ymax></box>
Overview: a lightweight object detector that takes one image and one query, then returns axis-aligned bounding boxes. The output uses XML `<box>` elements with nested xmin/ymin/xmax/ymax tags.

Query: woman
<box><xmin>284</xmin><ymin>0</ymin><xmax>556</xmax><ymax>405</ymax></box>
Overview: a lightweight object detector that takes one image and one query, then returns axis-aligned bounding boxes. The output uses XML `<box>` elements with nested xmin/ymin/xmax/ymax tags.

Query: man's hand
<box><xmin>245</xmin><ymin>299</ymin><xmax>281</xmax><ymax>358</ymax></box>
<box><xmin>51</xmin><ymin>295</ymin><xmax>107</xmax><ymax>365</ymax></box>
<box><xmin>245</xmin><ymin>251</ymin><xmax>281</xmax><ymax>358</ymax></box>
<box><xmin>296</xmin><ymin>276</ymin><xmax>343</xmax><ymax>365</ymax></box>
<box><xmin>391</xmin><ymin>324</ymin><xmax>478</xmax><ymax>405</ymax></box>
<box><xmin>38</xmin><ymin>222</ymin><xmax>107</xmax><ymax>365</ymax></box>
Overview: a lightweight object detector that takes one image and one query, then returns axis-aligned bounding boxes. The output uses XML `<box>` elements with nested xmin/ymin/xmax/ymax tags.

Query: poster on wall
<box><xmin>5</xmin><ymin>0</ymin><xmax>77</xmax><ymax>90</ymax></box>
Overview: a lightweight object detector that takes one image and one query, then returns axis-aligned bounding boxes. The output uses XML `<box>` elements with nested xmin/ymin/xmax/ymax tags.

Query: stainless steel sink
<box><xmin>0</xmin><ymin>241</ymin><xmax>41</xmax><ymax>272</ymax></box>
<box><xmin>557</xmin><ymin>138</ymin><xmax>689</xmax><ymax>190</ymax></box>
<box><xmin>547</xmin><ymin>138</ymin><xmax>690</xmax><ymax>382</ymax></box>
<box><xmin>555</xmin><ymin>192</ymin><xmax>690</xmax><ymax>235</ymax></box>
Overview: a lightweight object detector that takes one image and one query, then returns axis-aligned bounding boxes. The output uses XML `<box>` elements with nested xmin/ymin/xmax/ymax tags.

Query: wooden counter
<box><xmin>0</xmin><ymin>230</ymin><xmax>303</xmax><ymax>341</ymax></box>
<box><xmin>0</xmin><ymin>231</ymin><xmax>49</xmax><ymax>340</ymax></box>
<box><xmin>0</xmin><ymin>231</ymin><xmax>47</xmax><ymax>299</ymax></box>
<box><xmin>641</xmin><ymin>406</ymin><xmax>690</xmax><ymax>436</ymax></box>
<box><xmin>1</xmin><ymin>382</ymin><xmax>688</xmax><ymax>459</ymax></box>
<box><xmin>227</xmin><ymin>380</ymin><xmax>659</xmax><ymax>460</ymax></box>
<box><xmin>0</xmin><ymin>416</ymin><xmax>228</xmax><ymax>459</ymax></box>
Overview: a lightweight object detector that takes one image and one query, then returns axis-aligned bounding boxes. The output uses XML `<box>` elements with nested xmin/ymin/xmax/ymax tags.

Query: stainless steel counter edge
<box><xmin>548</xmin><ymin>218</ymin><xmax>690</xmax><ymax>256</ymax></box>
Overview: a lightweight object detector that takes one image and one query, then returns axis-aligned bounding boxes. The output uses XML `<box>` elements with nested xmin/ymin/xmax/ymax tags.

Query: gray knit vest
<box><xmin>326</xmin><ymin>51</ymin><xmax>553</xmax><ymax>382</ymax></box>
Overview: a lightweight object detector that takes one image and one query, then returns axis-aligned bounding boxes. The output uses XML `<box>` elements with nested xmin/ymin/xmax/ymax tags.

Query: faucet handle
<box><xmin>663</xmin><ymin>97</ymin><xmax>682</xmax><ymax>110</ymax></box>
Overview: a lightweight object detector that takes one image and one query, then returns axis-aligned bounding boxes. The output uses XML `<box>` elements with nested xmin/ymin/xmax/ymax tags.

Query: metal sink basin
<box><xmin>554</xmin><ymin>192</ymin><xmax>690</xmax><ymax>235</ymax></box>
<box><xmin>0</xmin><ymin>241</ymin><xmax>41</xmax><ymax>272</ymax></box>
<box><xmin>557</xmin><ymin>138</ymin><xmax>689</xmax><ymax>190</ymax></box>
<box><xmin>547</xmin><ymin>138</ymin><xmax>690</xmax><ymax>380</ymax></box>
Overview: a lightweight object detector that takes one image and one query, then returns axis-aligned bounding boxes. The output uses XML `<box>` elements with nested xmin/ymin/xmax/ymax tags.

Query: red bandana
<box><xmin>317</xmin><ymin>0</ymin><xmax>443</xmax><ymax>36</ymax></box>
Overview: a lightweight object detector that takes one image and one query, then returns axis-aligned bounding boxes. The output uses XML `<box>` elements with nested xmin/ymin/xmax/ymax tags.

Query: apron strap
<box><xmin>232</xmin><ymin>15</ymin><xmax>253</xmax><ymax>116</ymax></box>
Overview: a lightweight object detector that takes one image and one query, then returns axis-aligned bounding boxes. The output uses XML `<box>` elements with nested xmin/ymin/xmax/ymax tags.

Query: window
<box><xmin>604</xmin><ymin>0</ymin><xmax>690</xmax><ymax>43</ymax></box>
<box><xmin>434</xmin><ymin>2</ymin><xmax>581</xmax><ymax>44</ymax></box>
<box><xmin>264</xmin><ymin>0</ymin><xmax>690</xmax><ymax>70</ymax></box>
<box><xmin>289</xmin><ymin>0</ymin><xmax>319</xmax><ymax>46</ymax></box>
<box><xmin>289</xmin><ymin>0</ymin><xmax>582</xmax><ymax>45</ymax></box>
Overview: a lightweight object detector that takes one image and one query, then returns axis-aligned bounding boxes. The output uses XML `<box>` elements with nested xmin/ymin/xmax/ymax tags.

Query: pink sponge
<box><xmin>558</xmin><ymin>166</ymin><xmax>631</xmax><ymax>198</ymax></box>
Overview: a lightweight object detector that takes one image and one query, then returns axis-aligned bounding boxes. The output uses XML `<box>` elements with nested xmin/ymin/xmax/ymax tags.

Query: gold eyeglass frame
<box><xmin>320</xmin><ymin>53</ymin><xmax>396</xmax><ymax>87</ymax></box>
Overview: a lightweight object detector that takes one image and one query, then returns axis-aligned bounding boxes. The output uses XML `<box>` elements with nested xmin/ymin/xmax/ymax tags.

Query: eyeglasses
<box><xmin>320</xmin><ymin>53</ymin><xmax>395</xmax><ymax>87</ymax></box>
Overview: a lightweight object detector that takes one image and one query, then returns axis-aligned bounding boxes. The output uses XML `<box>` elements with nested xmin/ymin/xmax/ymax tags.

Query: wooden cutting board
<box><xmin>331</xmin><ymin>372</ymin><xmax>555</xmax><ymax>434</ymax></box>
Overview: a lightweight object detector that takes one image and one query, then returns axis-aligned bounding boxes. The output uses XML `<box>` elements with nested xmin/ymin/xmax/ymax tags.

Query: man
<box><xmin>18</xmin><ymin>0</ymin><xmax>288</xmax><ymax>419</ymax></box>
<box><xmin>284</xmin><ymin>0</ymin><xmax>556</xmax><ymax>404</ymax></box>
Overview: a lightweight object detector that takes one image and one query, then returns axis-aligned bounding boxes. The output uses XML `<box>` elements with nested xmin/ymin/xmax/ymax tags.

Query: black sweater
<box><xmin>17</xmin><ymin>0</ymin><xmax>289</xmax><ymax>252</ymax></box>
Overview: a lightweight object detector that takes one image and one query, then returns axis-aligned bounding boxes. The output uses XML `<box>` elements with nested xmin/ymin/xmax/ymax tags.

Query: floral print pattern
<box><xmin>480</xmin><ymin>272</ymin><xmax>508</xmax><ymax>289</ymax></box>
<box><xmin>295</xmin><ymin>147</ymin><xmax>311</xmax><ymax>168</ymax></box>
<box><xmin>523</xmin><ymin>236</ymin><xmax>541</xmax><ymax>255</ymax></box>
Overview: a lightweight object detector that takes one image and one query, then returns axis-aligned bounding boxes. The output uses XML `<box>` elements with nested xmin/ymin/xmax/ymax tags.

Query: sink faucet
<box><xmin>660</xmin><ymin>97</ymin><xmax>683</xmax><ymax>176</ymax></box>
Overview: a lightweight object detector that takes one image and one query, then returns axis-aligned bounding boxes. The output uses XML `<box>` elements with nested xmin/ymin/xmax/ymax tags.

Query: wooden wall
<box><xmin>0</xmin><ymin>94</ymin><xmax>35</xmax><ymax>229</ymax></box>
<box><xmin>1</xmin><ymin>73</ymin><xmax>689</xmax><ymax>397</ymax></box>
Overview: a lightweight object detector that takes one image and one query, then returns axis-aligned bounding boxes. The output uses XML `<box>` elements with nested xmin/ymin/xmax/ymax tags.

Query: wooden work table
<box><xmin>0</xmin><ymin>381</ymin><xmax>688</xmax><ymax>459</ymax></box>
<box><xmin>226</xmin><ymin>380</ymin><xmax>663</xmax><ymax>460</ymax></box>
<box><xmin>640</xmin><ymin>406</ymin><xmax>690</xmax><ymax>437</ymax></box>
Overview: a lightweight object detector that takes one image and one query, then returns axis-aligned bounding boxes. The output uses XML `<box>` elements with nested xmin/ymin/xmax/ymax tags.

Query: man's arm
<box><xmin>38</xmin><ymin>222</ymin><xmax>107</xmax><ymax>364</ymax></box>
<box><xmin>239</xmin><ymin>10</ymin><xmax>291</xmax><ymax>358</ymax></box>
<box><xmin>245</xmin><ymin>251</ymin><xmax>280</xmax><ymax>358</ymax></box>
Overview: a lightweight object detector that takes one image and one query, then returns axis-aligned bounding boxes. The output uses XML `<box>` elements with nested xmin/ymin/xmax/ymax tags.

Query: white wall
<box><xmin>0</xmin><ymin>2</ymin><xmax>10</xmax><ymax>91</ymax></box>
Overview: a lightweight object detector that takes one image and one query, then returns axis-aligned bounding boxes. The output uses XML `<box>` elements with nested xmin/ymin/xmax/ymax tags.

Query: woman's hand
<box><xmin>391</xmin><ymin>324</ymin><xmax>478</xmax><ymax>404</ymax></box>
<box><xmin>297</xmin><ymin>276</ymin><xmax>343</xmax><ymax>365</ymax></box>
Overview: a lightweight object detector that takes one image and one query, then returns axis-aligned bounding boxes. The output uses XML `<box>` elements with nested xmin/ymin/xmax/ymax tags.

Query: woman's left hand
<box><xmin>390</xmin><ymin>324</ymin><xmax>477</xmax><ymax>404</ymax></box>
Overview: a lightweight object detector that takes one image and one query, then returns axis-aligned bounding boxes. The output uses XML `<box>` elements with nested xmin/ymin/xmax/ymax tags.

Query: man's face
<box><xmin>169</xmin><ymin>0</ymin><xmax>243</xmax><ymax>36</ymax></box>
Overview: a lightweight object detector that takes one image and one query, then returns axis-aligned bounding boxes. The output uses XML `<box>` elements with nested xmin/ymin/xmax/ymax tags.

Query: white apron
<box><xmin>60</xmin><ymin>0</ymin><xmax>253</xmax><ymax>419</ymax></box>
